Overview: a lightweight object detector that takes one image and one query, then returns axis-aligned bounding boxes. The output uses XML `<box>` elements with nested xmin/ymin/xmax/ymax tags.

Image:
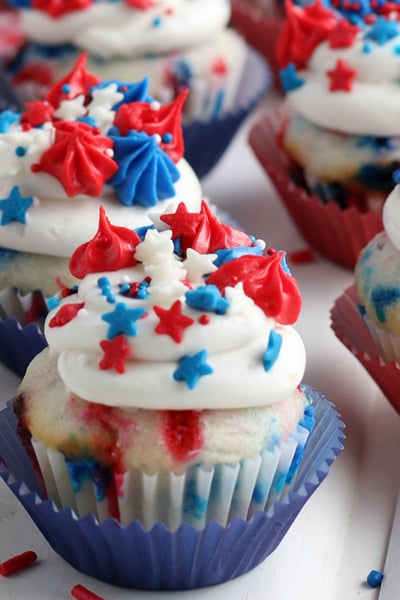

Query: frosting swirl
<box><xmin>13</xmin><ymin>0</ymin><xmax>231</xmax><ymax>59</ymax></box>
<box><xmin>44</xmin><ymin>203</ymin><xmax>305</xmax><ymax>410</ymax></box>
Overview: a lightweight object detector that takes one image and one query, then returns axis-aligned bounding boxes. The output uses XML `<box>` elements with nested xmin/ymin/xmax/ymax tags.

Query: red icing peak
<box><xmin>45</xmin><ymin>52</ymin><xmax>100</xmax><ymax>109</ymax></box>
<box><xmin>276</xmin><ymin>0</ymin><xmax>338</xmax><ymax>69</ymax></box>
<box><xmin>161</xmin><ymin>201</ymin><xmax>253</xmax><ymax>255</ymax></box>
<box><xmin>206</xmin><ymin>250</ymin><xmax>302</xmax><ymax>324</ymax></box>
<box><xmin>113</xmin><ymin>89</ymin><xmax>188</xmax><ymax>162</ymax></box>
<box><xmin>32</xmin><ymin>120</ymin><xmax>118</xmax><ymax>197</ymax></box>
<box><xmin>69</xmin><ymin>206</ymin><xmax>141</xmax><ymax>278</ymax></box>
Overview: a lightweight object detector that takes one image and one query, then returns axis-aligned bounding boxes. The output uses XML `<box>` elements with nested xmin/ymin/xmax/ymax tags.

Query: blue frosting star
<box><xmin>0</xmin><ymin>110</ymin><xmax>20</xmax><ymax>133</ymax></box>
<box><xmin>101</xmin><ymin>302</ymin><xmax>147</xmax><ymax>339</ymax></box>
<box><xmin>0</xmin><ymin>186</ymin><xmax>34</xmax><ymax>225</ymax></box>
<box><xmin>263</xmin><ymin>330</ymin><xmax>283</xmax><ymax>372</ymax></box>
<box><xmin>279</xmin><ymin>63</ymin><xmax>304</xmax><ymax>93</ymax></box>
<box><xmin>185</xmin><ymin>284</ymin><xmax>230</xmax><ymax>314</ymax></box>
<box><xmin>173</xmin><ymin>350</ymin><xmax>213</xmax><ymax>390</ymax></box>
<box><xmin>364</xmin><ymin>17</ymin><xmax>399</xmax><ymax>45</ymax></box>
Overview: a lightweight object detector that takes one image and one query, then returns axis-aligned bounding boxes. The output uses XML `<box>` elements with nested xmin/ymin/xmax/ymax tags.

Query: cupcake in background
<box><xmin>7</xmin><ymin>0</ymin><xmax>271</xmax><ymax>177</ymax></box>
<box><xmin>331</xmin><ymin>180</ymin><xmax>400</xmax><ymax>414</ymax></box>
<box><xmin>230</xmin><ymin>0</ymin><xmax>285</xmax><ymax>88</ymax></box>
<box><xmin>0</xmin><ymin>52</ymin><xmax>204</xmax><ymax>321</ymax></box>
<box><xmin>249</xmin><ymin>0</ymin><xmax>400</xmax><ymax>269</ymax></box>
<box><xmin>0</xmin><ymin>202</ymin><xmax>344</xmax><ymax>589</ymax></box>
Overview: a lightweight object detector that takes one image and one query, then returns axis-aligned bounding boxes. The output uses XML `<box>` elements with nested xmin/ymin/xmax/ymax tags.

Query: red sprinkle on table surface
<box><xmin>288</xmin><ymin>248</ymin><xmax>315</xmax><ymax>264</ymax></box>
<box><xmin>0</xmin><ymin>551</ymin><xmax>37</xmax><ymax>576</ymax></box>
<box><xmin>71</xmin><ymin>584</ymin><xmax>105</xmax><ymax>600</ymax></box>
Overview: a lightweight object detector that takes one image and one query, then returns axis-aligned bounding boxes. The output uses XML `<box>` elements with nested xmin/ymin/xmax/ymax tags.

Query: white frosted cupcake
<box><xmin>0</xmin><ymin>202</ymin><xmax>345</xmax><ymax>588</ymax></box>
<box><xmin>8</xmin><ymin>0</ymin><xmax>271</xmax><ymax>177</ymax></box>
<box><xmin>0</xmin><ymin>52</ymin><xmax>203</xmax><ymax>319</ymax></box>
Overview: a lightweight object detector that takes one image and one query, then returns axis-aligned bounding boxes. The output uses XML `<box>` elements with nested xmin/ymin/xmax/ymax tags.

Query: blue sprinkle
<box><xmin>185</xmin><ymin>285</ymin><xmax>229</xmax><ymax>314</ymax></box>
<box><xmin>162</xmin><ymin>132</ymin><xmax>173</xmax><ymax>144</ymax></box>
<box><xmin>393</xmin><ymin>45</ymin><xmax>400</xmax><ymax>55</ymax></box>
<box><xmin>263</xmin><ymin>330</ymin><xmax>282</xmax><ymax>372</ymax></box>
<box><xmin>97</xmin><ymin>276</ymin><xmax>111</xmax><ymax>292</ymax></box>
<box><xmin>152</xmin><ymin>16</ymin><xmax>162</xmax><ymax>27</ymax></box>
<box><xmin>47</xmin><ymin>296</ymin><xmax>60</xmax><ymax>311</ymax></box>
<box><xmin>15</xmin><ymin>146</ymin><xmax>27</xmax><ymax>157</ymax></box>
<box><xmin>363</xmin><ymin>42</ymin><xmax>373</xmax><ymax>53</ymax></box>
<box><xmin>61</xmin><ymin>83</ymin><xmax>71</xmax><ymax>94</ymax></box>
<box><xmin>367</xmin><ymin>570</ymin><xmax>384</xmax><ymax>588</ymax></box>
<box><xmin>279</xmin><ymin>63</ymin><xmax>304</xmax><ymax>92</ymax></box>
<box><xmin>106</xmin><ymin>294</ymin><xmax>116</xmax><ymax>303</ymax></box>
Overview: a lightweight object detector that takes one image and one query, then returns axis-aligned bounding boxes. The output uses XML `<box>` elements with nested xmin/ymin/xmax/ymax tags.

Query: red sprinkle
<box><xmin>288</xmin><ymin>249</ymin><xmax>315</xmax><ymax>264</ymax></box>
<box><xmin>199</xmin><ymin>315</ymin><xmax>210</xmax><ymax>325</ymax></box>
<box><xmin>0</xmin><ymin>551</ymin><xmax>37</xmax><ymax>576</ymax></box>
<box><xmin>71</xmin><ymin>584</ymin><xmax>105</xmax><ymax>600</ymax></box>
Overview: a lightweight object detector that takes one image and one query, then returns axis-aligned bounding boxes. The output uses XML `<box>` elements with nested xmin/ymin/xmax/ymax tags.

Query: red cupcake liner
<box><xmin>230</xmin><ymin>0</ymin><xmax>283</xmax><ymax>89</ymax></box>
<box><xmin>0</xmin><ymin>9</ymin><xmax>25</xmax><ymax>61</ymax></box>
<box><xmin>331</xmin><ymin>285</ymin><xmax>400</xmax><ymax>414</ymax></box>
<box><xmin>249</xmin><ymin>107</ymin><xmax>384</xmax><ymax>270</ymax></box>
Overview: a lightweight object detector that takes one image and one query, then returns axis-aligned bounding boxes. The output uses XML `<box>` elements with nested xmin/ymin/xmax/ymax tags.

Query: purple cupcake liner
<box><xmin>0</xmin><ymin>320</ymin><xmax>345</xmax><ymax>589</ymax></box>
<box><xmin>182</xmin><ymin>47</ymin><xmax>271</xmax><ymax>179</ymax></box>
<box><xmin>0</xmin><ymin>318</ymin><xmax>46</xmax><ymax>377</ymax></box>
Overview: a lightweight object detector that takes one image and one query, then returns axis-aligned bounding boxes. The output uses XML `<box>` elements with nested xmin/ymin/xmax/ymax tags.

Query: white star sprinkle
<box><xmin>89</xmin><ymin>83</ymin><xmax>123</xmax><ymax>110</ymax></box>
<box><xmin>225</xmin><ymin>283</ymin><xmax>256</xmax><ymax>317</ymax></box>
<box><xmin>53</xmin><ymin>95</ymin><xmax>87</xmax><ymax>121</ymax></box>
<box><xmin>182</xmin><ymin>248</ymin><xmax>217</xmax><ymax>284</ymax></box>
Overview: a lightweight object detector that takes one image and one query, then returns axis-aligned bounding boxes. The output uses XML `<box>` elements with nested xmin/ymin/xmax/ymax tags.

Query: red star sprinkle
<box><xmin>21</xmin><ymin>100</ymin><xmax>54</xmax><ymax>127</ymax></box>
<box><xmin>326</xmin><ymin>58</ymin><xmax>356</xmax><ymax>92</ymax></box>
<box><xmin>154</xmin><ymin>300</ymin><xmax>194</xmax><ymax>343</ymax></box>
<box><xmin>328</xmin><ymin>19</ymin><xmax>360</xmax><ymax>48</ymax></box>
<box><xmin>48</xmin><ymin>302</ymin><xmax>85</xmax><ymax>327</ymax></box>
<box><xmin>160</xmin><ymin>202</ymin><xmax>206</xmax><ymax>253</ymax></box>
<box><xmin>212</xmin><ymin>58</ymin><xmax>228</xmax><ymax>76</ymax></box>
<box><xmin>99</xmin><ymin>335</ymin><xmax>132</xmax><ymax>374</ymax></box>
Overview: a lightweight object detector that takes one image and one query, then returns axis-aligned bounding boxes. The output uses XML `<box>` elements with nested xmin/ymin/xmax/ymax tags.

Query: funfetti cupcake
<box><xmin>248</xmin><ymin>0</ymin><xmax>400</xmax><ymax>269</ymax></box>
<box><xmin>331</xmin><ymin>181</ymin><xmax>400</xmax><ymax>414</ymax></box>
<box><xmin>0</xmin><ymin>202</ymin><xmax>345</xmax><ymax>590</ymax></box>
<box><xmin>7</xmin><ymin>0</ymin><xmax>271</xmax><ymax>178</ymax></box>
<box><xmin>0</xmin><ymin>52</ymin><xmax>204</xmax><ymax>321</ymax></box>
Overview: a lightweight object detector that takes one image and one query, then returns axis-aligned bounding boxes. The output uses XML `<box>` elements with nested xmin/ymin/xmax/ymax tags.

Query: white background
<box><xmin>1</xmin><ymin>91</ymin><xmax>400</xmax><ymax>599</ymax></box>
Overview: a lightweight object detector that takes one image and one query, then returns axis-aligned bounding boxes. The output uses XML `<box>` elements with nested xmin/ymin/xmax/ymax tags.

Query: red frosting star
<box><xmin>32</xmin><ymin>121</ymin><xmax>118</xmax><ymax>197</ymax></box>
<box><xmin>154</xmin><ymin>300</ymin><xmax>194</xmax><ymax>343</ymax></box>
<box><xmin>328</xmin><ymin>19</ymin><xmax>360</xmax><ymax>48</ymax></box>
<box><xmin>48</xmin><ymin>302</ymin><xmax>85</xmax><ymax>328</ymax></box>
<box><xmin>326</xmin><ymin>58</ymin><xmax>356</xmax><ymax>92</ymax></box>
<box><xmin>99</xmin><ymin>335</ymin><xmax>132</xmax><ymax>374</ymax></box>
<box><xmin>21</xmin><ymin>100</ymin><xmax>54</xmax><ymax>127</ymax></box>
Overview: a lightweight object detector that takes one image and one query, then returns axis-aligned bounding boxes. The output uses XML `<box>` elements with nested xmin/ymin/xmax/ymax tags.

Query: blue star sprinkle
<box><xmin>185</xmin><ymin>285</ymin><xmax>230</xmax><ymax>314</ymax></box>
<box><xmin>0</xmin><ymin>186</ymin><xmax>34</xmax><ymax>225</ymax></box>
<box><xmin>364</xmin><ymin>17</ymin><xmax>399</xmax><ymax>45</ymax></box>
<box><xmin>101</xmin><ymin>302</ymin><xmax>147</xmax><ymax>339</ymax></box>
<box><xmin>279</xmin><ymin>63</ymin><xmax>304</xmax><ymax>93</ymax></box>
<box><xmin>173</xmin><ymin>350</ymin><xmax>213</xmax><ymax>390</ymax></box>
<box><xmin>263</xmin><ymin>330</ymin><xmax>283</xmax><ymax>372</ymax></box>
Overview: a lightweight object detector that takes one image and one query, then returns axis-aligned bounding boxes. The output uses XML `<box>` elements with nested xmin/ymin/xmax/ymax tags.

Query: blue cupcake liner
<box><xmin>0</xmin><ymin>320</ymin><xmax>345</xmax><ymax>590</ymax></box>
<box><xmin>182</xmin><ymin>47</ymin><xmax>271</xmax><ymax>179</ymax></box>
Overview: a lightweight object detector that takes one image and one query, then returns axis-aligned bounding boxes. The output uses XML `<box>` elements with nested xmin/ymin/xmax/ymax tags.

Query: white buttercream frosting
<box><xmin>382</xmin><ymin>184</ymin><xmax>400</xmax><ymax>250</ymax></box>
<box><xmin>43</xmin><ymin>212</ymin><xmax>306</xmax><ymax>410</ymax></box>
<box><xmin>19</xmin><ymin>0</ymin><xmax>230</xmax><ymax>58</ymax></box>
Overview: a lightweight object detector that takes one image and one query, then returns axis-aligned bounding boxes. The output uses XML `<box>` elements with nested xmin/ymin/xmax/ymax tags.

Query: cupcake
<box><xmin>7</xmin><ymin>0</ymin><xmax>271</xmax><ymax>177</ymax></box>
<box><xmin>331</xmin><ymin>181</ymin><xmax>400</xmax><ymax>413</ymax></box>
<box><xmin>248</xmin><ymin>0</ymin><xmax>400</xmax><ymax>269</ymax></box>
<box><xmin>0</xmin><ymin>202</ymin><xmax>344</xmax><ymax>589</ymax></box>
<box><xmin>0</xmin><ymin>52</ymin><xmax>203</xmax><ymax>320</ymax></box>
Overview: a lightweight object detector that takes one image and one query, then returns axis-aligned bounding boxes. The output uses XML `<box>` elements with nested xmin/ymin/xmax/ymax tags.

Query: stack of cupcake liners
<box><xmin>331</xmin><ymin>285</ymin><xmax>400</xmax><ymax>414</ymax></box>
<box><xmin>0</xmin><ymin>318</ymin><xmax>345</xmax><ymax>590</ymax></box>
<box><xmin>249</xmin><ymin>107</ymin><xmax>384</xmax><ymax>270</ymax></box>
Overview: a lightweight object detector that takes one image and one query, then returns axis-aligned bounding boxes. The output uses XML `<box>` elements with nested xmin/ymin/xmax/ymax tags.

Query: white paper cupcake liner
<box><xmin>0</xmin><ymin>320</ymin><xmax>345</xmax><ymax>589</ymax></box>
